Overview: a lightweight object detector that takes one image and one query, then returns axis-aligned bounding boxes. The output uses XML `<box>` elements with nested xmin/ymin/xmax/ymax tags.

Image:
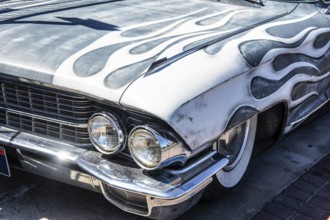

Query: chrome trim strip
<box><xmin>164</xmin><ymin>150</ymin><xmax>218</xmax><ymax>175</ymax></box>
<box><xmin>0</xmin><ymin>106</ymin><xmax>88</xmax><ymax>128</ymax></box>
<box><xmin>289</xmin><ymin>99</ymin><xmax>329</xmax><ymax>126</ymax></box>
<box><xmin>0</xmin><ymin>126</ymin><xmax>86</xmax><ymax>162</ymax></box>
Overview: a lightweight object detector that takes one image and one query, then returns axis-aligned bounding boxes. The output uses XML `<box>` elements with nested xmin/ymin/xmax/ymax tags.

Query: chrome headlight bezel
<box><xmin>128</xmin><ymin>126</ymin><xmax>190</xmax><ymax>170</ymax></box>
<box><xmin>88</xmin><ymin>112</ymin><xmax>126</xmax><ymax>155</ymax></box>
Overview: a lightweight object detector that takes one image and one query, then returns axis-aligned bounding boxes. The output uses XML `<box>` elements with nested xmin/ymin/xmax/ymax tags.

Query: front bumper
<box><xmin>0</xmin><ymin>126</ymin><xmax>228</xmax><ymax>219</ymax></box>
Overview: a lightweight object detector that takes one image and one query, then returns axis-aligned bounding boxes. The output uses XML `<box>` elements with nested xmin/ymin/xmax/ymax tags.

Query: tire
<box><xmin>203</xmin><ymin>116</ymin><xmax>257</xmax><ymax>201</ymax></box>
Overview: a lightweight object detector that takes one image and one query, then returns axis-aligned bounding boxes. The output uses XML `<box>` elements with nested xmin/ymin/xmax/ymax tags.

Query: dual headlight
<box><xmin>88</xmin><ymin>113</ymin><xmax>126</xmax><ymax>154</ymax></box>
<box><xmin>88</xmin><ymin>113</ymin><xmax>188</xmax><ymax>170</ymax></box>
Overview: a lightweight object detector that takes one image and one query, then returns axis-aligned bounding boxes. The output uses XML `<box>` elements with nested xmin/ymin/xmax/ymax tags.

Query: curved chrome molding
<box><xmin>0</xmin><ymin>106</ymin><xmax>88</xmax><ymax>128</ymax></box>
<box><xmin>165</xmin><ymin>150</ymin><xmax>218</xmax><ymax>175</ymax></box>
<box><xmin>77</xmin><ymin>150</ymin><xmax>228</xmax><ymax>199</ymax></box>
<box><xmin>128</xmin><ymin>125</ymin><xmax>191</xmax><ymax>170</ymax></box>
<box><xmin>88</xmin><ymin>112</ymin><xmax>127</xmax><ymax>155</ymax></box>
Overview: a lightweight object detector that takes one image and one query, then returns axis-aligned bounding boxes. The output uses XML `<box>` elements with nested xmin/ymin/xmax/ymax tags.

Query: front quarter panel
<box><xmin>121</xmin><ymin>3</ymin><xmax>330</xmax><ymax>151</ymax></box>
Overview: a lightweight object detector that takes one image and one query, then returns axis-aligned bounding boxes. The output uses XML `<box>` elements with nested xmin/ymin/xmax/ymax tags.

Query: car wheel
<box><xmin>203</xmin><ymin>116</ymin><xmax>257</xmax><ymax>201</ymax></box>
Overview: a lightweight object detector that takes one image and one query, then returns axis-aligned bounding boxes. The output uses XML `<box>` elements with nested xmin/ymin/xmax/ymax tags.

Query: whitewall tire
<box><xmin>203</xmin><ymin>116</ymin><xmax>257</xmax><ymax>201</ymax></box>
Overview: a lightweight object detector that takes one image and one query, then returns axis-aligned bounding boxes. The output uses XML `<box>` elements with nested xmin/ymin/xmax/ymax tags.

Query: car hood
<box><xmin>0</xmin><ymin>0</ymin><xmax>296</xmax><ymax>103</ymax></box>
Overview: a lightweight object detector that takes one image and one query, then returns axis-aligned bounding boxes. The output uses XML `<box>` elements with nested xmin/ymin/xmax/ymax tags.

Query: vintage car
<box><xmin>0</xmin><ymin>0</ymin><xmax>329</xmax><ymax>219</ymax></box>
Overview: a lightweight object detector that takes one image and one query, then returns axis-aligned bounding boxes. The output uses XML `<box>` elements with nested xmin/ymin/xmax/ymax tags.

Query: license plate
<box><xmin>0</xmin><ymin>147</ymin><xmax>10</xmax><ymax>177</ymax></box>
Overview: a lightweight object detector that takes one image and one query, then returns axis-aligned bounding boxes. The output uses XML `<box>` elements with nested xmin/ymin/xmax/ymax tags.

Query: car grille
<box><xmin>0</xmin><ymin>78</ymin><xmax>165</xmax><ymax>148</ymax></box>
<box><xmin>0</xmin><ymin>80</ymin><xmax>94</xmax><ymax>122</ymax></box>
<box><xmin>0</xmin><ymin>78</ymin><xmax>94</xmax><ymax>146</ymax></box>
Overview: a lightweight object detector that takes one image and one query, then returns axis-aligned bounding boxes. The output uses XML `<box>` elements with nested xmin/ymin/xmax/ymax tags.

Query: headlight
<box><xmin>88</xmin><ymin>113</ymin><xmax>125</xmax><ymax>154</ymax></box>
<box><xmin>129</xmin><ymin>128</ymin><xmax>162</xmax><ymax>169</ymax></box>
<box><xmin>128</xmin><ymin>126</ymin><xmax>190</xmax><ymax>170</ymax></box>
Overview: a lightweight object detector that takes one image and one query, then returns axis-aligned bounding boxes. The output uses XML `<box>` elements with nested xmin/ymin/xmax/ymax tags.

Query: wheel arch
<box><xmin>254</xmin><ymin>101</ymin><xmax>288</xmax><ymax>154</ymax></box>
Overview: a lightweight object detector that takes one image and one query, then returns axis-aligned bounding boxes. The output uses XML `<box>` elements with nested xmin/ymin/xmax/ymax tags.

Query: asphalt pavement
<box><xmin>1</xmin><ymin>112</ymin><xmax>330</xmax><ymax>220</ymax></box>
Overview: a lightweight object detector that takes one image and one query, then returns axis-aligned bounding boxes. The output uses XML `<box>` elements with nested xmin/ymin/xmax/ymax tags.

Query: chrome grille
<box><xmin>0</xmin><ymin>109</ymin><xmax>91</xmax><ymax>145</ymax></box>
<box><xmin>0</xmin><ymin>78</ymin><xmax>93</xmax><ymax>146</ymax></box>
<box><xmin>0</xmin><ymin>81</ymin><xmax>94</xmax><ymax>122</ymax></box>
<box><xmin>0</xmin><ymin>78</ymin><xmax>162</xmax><ymax>147</ymax></box>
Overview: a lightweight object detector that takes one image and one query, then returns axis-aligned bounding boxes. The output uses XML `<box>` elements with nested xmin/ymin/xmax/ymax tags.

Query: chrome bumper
<box><xmin>0</xmin><ymin>126</ymin><xmax>228</xmax><ymax>219</ymax></box>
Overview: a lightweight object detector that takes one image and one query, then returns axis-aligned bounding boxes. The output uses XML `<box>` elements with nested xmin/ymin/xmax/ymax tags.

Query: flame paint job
<box><xmin>0</xmin><ymin>0</ymin><xmax>329</xmax><ymax>151</ymax></box>
<box><xmin>121</xmin><ymin>3</ymin><xmax>330</xmax><ymax>149</ymax></box>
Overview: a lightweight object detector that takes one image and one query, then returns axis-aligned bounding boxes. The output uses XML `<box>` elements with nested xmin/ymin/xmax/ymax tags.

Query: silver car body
<box><xmin>0</xmin><ymin>0</ymin><xmax>329</xmax><ymax>218</ymax></box>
